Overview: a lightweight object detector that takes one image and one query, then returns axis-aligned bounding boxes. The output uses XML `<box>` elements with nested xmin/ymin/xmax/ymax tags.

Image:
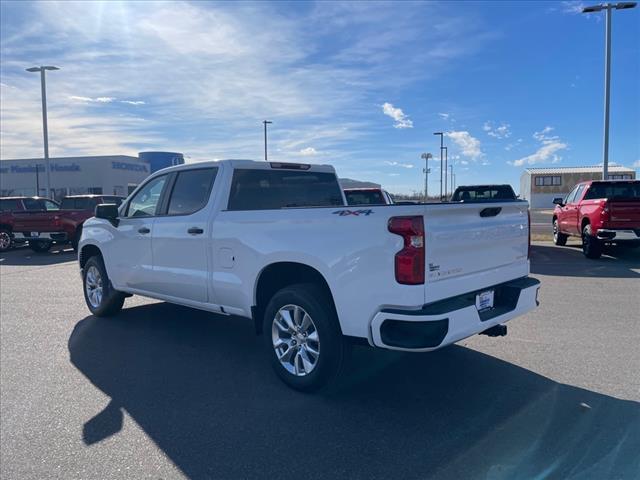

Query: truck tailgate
<box><xmin>11</xmin><ymin>212</ymin><xmax>59</xmax><ymax>231</ymax></box>
<box><xmin>423</xmin><ymin>202</ymin><xmax>530</xmax><ymax>303</ymax></box>
<box><xmin>608</xmin><ymin>201</ymin><xmax>640</xmax><ymax>228</ymax></box>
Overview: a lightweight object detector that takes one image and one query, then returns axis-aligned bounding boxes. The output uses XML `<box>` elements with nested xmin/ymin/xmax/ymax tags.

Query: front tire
<box><xmin>263</xmin><ymin>283</ymin><xmax>350</xmax><ymax>392</ymax></box>
<box><xmin>552</xmin><ymin>219</ymin><xmax>568</xmax><ymax>246</ymax></box>
<box><xmin>582</xmin><ymin>224</ymin><xmax>602</xmax><ymax>259</ymax></box>
<box><xmin>0</xmin><ymin>229</ymin><xmax>12</xmax><ymax>252</ymax></box>
<box><xmin>83</xmin><ymin>256</ymin><xmax>125</xmax><ymax>317</ymax></box>
<box><xmin>29</xmin><ymin>240</ymin><xmax>52</xmax><ymax>253</ymax></box>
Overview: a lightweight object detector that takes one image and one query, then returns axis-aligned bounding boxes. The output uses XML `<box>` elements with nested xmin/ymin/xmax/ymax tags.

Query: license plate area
<box><xmin>476</xmin><ymin>290</ymin><xmax>494</xmax><ymax>311</ymax></box>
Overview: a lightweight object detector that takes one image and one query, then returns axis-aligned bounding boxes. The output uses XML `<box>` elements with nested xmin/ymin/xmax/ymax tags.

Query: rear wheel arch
<box><xmin>253</xmin><ymin>262</ymin><xmax>338</xmax><ymax>335</ymax></box>
<box><xmin>581</xmin><ymin>217</ymin><xmax>591</xmax><ymax>230</ymax></box>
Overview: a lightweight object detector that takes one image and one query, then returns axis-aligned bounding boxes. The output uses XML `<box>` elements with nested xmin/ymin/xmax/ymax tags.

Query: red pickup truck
<box><xmin>0</xmin><ymin>197</ymin><xmax>62</xmax><ymax>252</ymax></box>
<box><xmin>552</xmin><ymin>180</ymin><xmax>640</xmax><ymax>258</ymax></box>
<box><xmin>7</xmin><ymin>195</ymin><xmax>123</xmax><ymax>253</ymax></box>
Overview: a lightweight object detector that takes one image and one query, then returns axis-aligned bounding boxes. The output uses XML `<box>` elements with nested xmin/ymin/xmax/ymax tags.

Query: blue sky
<box><xmin>1</xmin><ymin>1</ymin><xmax>638</xmax><ymax>194</ymax></box>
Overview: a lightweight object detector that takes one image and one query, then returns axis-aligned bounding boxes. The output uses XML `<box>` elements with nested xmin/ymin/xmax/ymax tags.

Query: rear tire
<box><xmin>71</xmin><ymin>227</ymin><xmax>82</xmax><ymax>252</ymax></box>
<box><xmin>582</xmin><ymin>224</ymin><xmax>602</xmax><ymax>259</ymax></box>
<box><xmin>552</xmin><ymin>219</ymin><xmax>568</xmax><ymax>246</ymax></box>
<box><xmin>29</xmin><ymin>240</ymin><xmax>52</xmax><ymax>253</ymax></box>
<box><xmin>82</xmin><ymin>255</ymin><xmax>125</xmax><ymax>317</ymax></box>
<box><xmin>0</xmin><ymin>229</ymin><xmax>11</xmax><ymax>252</ymax></box>
<box><xmin>262</xmin><ymin>283</ymin><xmax>350</xmax><ymax>392</ymax></box>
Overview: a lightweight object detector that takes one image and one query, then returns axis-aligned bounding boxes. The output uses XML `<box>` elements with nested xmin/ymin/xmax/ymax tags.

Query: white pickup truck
<box><xmin>79</xmin><ymin>160</ymin><xmax>540</xmax><ymax>391</ymax></box>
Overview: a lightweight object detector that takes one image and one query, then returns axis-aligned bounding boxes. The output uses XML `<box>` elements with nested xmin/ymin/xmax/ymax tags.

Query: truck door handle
<box><xmin>138</xmin><ymin>227</ymin><xmax>150</xmax><ymax>234</ymax></box>
<box><xmin>188</xmin><ymin>227</ymin><xmax>204</xmax><ymax>235</ymax></box>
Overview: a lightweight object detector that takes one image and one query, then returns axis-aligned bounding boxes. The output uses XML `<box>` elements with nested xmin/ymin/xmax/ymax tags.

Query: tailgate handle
<box><xmin>479</xmin><ymin>207</ymin><xmax>502</xmax><ymax>217</ymax></box>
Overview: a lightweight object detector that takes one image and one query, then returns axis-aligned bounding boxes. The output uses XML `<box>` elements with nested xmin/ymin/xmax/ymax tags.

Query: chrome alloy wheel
<box><xmin>553</xmin><ymin>220</ymin><xmax>558</xmax><ymax>242</ymax></box>
<box><xmin>0</xmin><ymin>231</ymin><xmax>10</xmax><ymax>251</ymax></box>
<box><xmin>85</xmin><ymin>265</ymin><xmax>104</xmax><ymax>309</ymax></box>
<box><xmin>272</xmin><ymin>304</ymin><xmax>320</xmax><ymax>377</ymax></box>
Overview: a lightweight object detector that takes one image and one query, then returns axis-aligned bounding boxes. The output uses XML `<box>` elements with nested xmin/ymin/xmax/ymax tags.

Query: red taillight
<box><xmin>600</xmin><ymin>200</ymin><xmax>610</xmax><ymax>225</ymax></box>
<box><xmin>527</xmin><ymin>209</ymin><xmax>531</xmax><ymax>260</ymax></box>
<box><xmin>388</xmin><ymin>216</ymin><xmax>425</xmax><ymax>285</ymax></box>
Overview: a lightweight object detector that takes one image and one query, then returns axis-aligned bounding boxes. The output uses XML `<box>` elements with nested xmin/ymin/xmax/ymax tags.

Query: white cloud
<box><xmin>483</xmin><ymin>121</ymin><xmax>511</xmax><ymax>139</ymax></box>
<box><xmin>384</xmin><ymin>160</ymin><xmax>414</xmax><ymax>168</ymax></box>
<box><xmin>445</xmin><ymin>131</ymin><xmax>483</xmax><ymax>159</ymax></box>
<box><xmin>511</xmin><ymin>126</ymin><xmax>567</xmax><ymax>166</ymax></box>
<box><xmin>69</xmin><ymin>96</ymin><xmax>115</xmax><ymax>103</ymax></box>
<box><xmin>299</xmin><ymin>147</ymin><xmax>318</xmax><ymax>156</ymax></box>
<box><xmin>438</xmin><ymin>113</ymin><xmax>449</xmax><ymax>120</ymax></box>
<box><xmin>382</xmin><ymin>102</ymin><xmax>413</xmax><ymax>129</ymax></box>
<box><xmin>120</xmin><ymin>100</ymin><xmax>146</xmax><ymax>106</ymax></box>
<box><xmin>561</xmin><ymin>1</ymin><xmax>586</xmax><ymax>14</ymax></box>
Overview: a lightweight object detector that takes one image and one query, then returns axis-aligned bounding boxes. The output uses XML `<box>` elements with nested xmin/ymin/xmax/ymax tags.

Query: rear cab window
<box><xmin>584</xmin><ymin>182</ymin><xmax>640</xmax><ymax>200</ymax></box>
<box><xmin>0</xmin><ymin>199</ymin><xmax>24</xmax><ymax>212</ymax></box>
<box><xmin>344</xmin><ymin>190</ymin><xmax>386</xmax><ymax>205</ymax></box>
<box><xmin>227</xmin><ymin>169</ymin><xmax>344</xmax><ymax>210</ymax></box>
<box><xmin>452</xmin><ymin>185</ymin><xmax>516</xmax><ymax>202</ymax></box>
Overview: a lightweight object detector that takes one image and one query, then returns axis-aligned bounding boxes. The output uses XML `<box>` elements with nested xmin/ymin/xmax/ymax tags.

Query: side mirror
<box><xmin>95</xmin><ymin>203</ymin><xmax>119</xmax><ymax>226</ymax></box>
<box><xmin>552</xmin><ymin>197</ymin><xmax>564</xmax><ymax>206</ymax></box>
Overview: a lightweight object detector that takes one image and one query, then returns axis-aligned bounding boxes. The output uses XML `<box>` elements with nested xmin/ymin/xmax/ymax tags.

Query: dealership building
<box><xmin>520</xmin><ymin>165</ymin><xmax>636</xmax><ymax>208</ymax></box>
<box><xmin>0</xmin><ymin>151</ymin><xmax>184</xmax><ymax>200</ymax></box>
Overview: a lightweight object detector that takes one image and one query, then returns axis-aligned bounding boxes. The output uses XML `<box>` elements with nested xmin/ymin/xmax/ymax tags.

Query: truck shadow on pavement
<box><xmin>530</xmin><ymin>244</ymin><xmax>640</xmax><ymax>278</ymax></box>
<box><xmin>0</xmin><ymin>245</ymin><xmax>76</xmax><ymax>266</ymax></box>
<box><xmin>68</xmin><ymin>302</ymin><xmax>640</xmax><ymax>480</ymax></box>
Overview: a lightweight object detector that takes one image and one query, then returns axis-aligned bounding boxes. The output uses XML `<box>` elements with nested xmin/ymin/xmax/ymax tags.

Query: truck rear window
<box><xmin>61</xmin><ymin>198</ymin><xmax>99</xmax><ymax>210</ymax></box>
<box><xmin>583</xmin><ymin>182</ymin><xmax>640</xmax><ymax>200</ymax></box>
<box><xmin>451</xmin><ymin>186</ymin><xmax>516</xmax><ymax>202</ymax></box>
<box><xmin>227</xmin><ymin>169</ymin><xmax>344</xmax><ymax>211</ymax></box>
<box><xmin>344</xmin><ymin>190</ymin><xmax>385</xmax><ymax>205</ymax></box>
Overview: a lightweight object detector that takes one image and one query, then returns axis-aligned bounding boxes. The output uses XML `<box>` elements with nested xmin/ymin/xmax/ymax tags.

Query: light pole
<box><xmin>263</xmin><ymin>120</ymin><xmax>272</xmax><ymax>161</ymax></box>
<box><xmin>449</xmin><ymin>164</ymin><xmax>454</xmax><ymax>196</ymax></box>
<box><xmin>433</xmin><ymin>132</ymin><xmax>444</xmax><ymax>200</ymax></box>
<box><xmin>443</xmin><ymin>146</ymin><xmax>448</xmax><ymax>199</ymax></box>
<box><xmin>26</xmin><ymin>65</ymin><xmax>59</xmax><ymax>198</ymax></box>
<box><xmin>421</xmin><ymin>152</ymin><xmax>433</xmax><ymax>201</ymax></box>
<box><xmin>582</xmin><ymin>2</ymin><xmax>637</xmax><ymax>180</ymax></box>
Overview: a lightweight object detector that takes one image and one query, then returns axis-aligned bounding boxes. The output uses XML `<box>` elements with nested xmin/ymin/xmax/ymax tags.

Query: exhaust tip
<box><xmin>480</xmin><ymin>324</ymin><xmax>507</xmax><ymax>337</ymax></box>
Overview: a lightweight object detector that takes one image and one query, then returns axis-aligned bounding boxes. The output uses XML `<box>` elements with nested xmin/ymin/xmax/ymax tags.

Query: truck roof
<box><xmin>153</xmin><ymin>159</ymin><xmax>337</xmax><ymax>175</ymax></box>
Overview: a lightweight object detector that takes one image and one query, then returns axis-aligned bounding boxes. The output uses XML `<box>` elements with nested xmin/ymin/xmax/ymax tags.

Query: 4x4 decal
<box><xmin>332</xmin><ymin>209</ymin><xmax>374</xmax><ymax>216</ymax></box>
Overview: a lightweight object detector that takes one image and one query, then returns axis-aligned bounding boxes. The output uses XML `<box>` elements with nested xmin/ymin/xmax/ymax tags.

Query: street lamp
<box><xmin>449</xmin><ymin>164</ymin><xmax>454</xmax><ymax>196</ymax></box>
<box><xmin>420</xmin><ymin>152</ymin><xmax>433</xmax><ymax>201</ymax></box>
<box><xmin>263</xmin><ymin>120</ymin><xmax>272</xmax><ymax>161</ymax></box>
<box><xmin>443</xmin><ymin>146</ymin><xmax>448</xmax><ymax>199</ymax></box>
<box><xmin>581</xmin><ymin>2</ymin><xmax>637</xmax><ymax>180</ymax></box>
<box><xmin>26</xmin><ymin>65</ymin><xmax>59</xmax><ymax>198</ymax></box>
<box><xmin>433</xmin><ymin>132</ymin><xmax>444</xmax><ymax>200</ymax></box>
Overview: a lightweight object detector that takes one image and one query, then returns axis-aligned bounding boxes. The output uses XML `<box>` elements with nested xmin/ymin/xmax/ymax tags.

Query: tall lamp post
<box><xmin>443</xmin><ymin>146</ymin><xmax>448</xmax><ymax>199</ymax></box>
<box><xmin>449</xmin><ymin>164</ymin><xmax>454</xmax><ymax>195</ymax></box>
<box><xmin>433</xmin><ymin>132</ymin><xmax>444</xmax><ymax>200</ymax></box>
<box><xmin>421</xmin><ymin>152</ymin><xmax>433</xmax><ymax>201</ymax></box>
<box><xmin>26</xmin><ymin>65</ymin><xmax>59</xmax><ymax>198</ymax></box>
<box><xmin>582</xmin><ymin>2</ymin><xmax>637</xmax><ymax>180</ymax></box>
<box><xmin>263</xmin><ymin>120</ymin><xmax>272</xmax><ymax>161</ymax></box>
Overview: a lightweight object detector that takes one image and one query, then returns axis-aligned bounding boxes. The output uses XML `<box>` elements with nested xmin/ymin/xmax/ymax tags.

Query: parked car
<box><xmin>451</xmin><ymin>185</ymin><xmax>517</xmax><ymax>202</ymax></box>
<box><xmin>552</xmin><ymin>180</ymin><xmax>640</xmax><ymax>258</ymax></box>
<box><xmin>78</xmin><ymin>160</ymin><xmax>540</xmax><ymax>392</ymax></box>
<box><xmin>11</xmin><ymin>195</ymin><xmax>123</xmax><ymax>253</ymax></box>
<box><xmin>344</xmin><ymin>187</ymin><xmax>394</xmax><ymax>205</ymax></box>
<box><xmin>0</xmin><ymin>197</ymin><xmax>61</xmax><ymax>252</ymax></box>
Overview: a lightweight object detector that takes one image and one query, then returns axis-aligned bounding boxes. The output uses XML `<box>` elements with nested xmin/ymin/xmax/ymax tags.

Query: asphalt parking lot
<box><xmin>1</xmin><ymin>243</ymin><xmax>639</xmax><ymax>479</ymax></box>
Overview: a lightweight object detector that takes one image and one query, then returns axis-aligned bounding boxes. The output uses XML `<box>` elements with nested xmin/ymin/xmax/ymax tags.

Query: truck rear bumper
<box><xmin>596</xmin><ymin>229</ymin><xmax>640</xmax><ymax>242</ymax></box>
<box><xmin>13</xmin><ymin>232</ymin><xmax>68</xmax><ymax>242</ymax></box>
<box><xmin>370</xmin><ymin>277</ymin><xmax>540</xmax><ymax>352</ymax></box>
